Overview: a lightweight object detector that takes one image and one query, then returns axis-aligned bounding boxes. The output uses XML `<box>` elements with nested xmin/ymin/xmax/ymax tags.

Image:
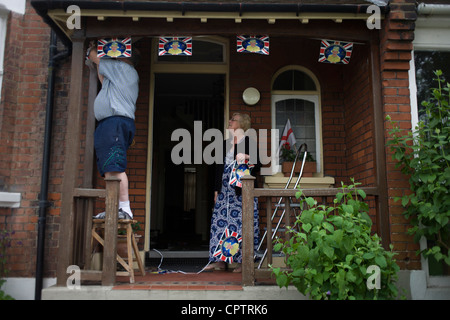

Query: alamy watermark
<box><xmin>66</xmin><ymin>265</ymin><xmax>81</xmax><ymax>290</ymax></box>
<box><xmin>366</xmin><ymin>5</ymin><xmax>382</xmax><ymax>30</ymax></box>
<box><xmin>171</xmin><ymin>122</ymin><xmax>278</xmax><ymax>176</ymax></box>
<box><xmin>366</xmin><ymin>264</ymin><xmax>381</xmax><ymax>290</ymax></box>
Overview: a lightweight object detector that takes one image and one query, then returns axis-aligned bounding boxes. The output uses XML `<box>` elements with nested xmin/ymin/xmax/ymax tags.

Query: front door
<box><xmin>150</xmin><ymin>73</ymin><xmax>224</xmax><ymax>252</ymax></box>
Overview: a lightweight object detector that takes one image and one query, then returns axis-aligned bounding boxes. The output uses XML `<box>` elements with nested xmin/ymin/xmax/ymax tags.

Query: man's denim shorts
<box><xmin>94</xmin><ymin>116</ymin><xmax>135</xmax><ymax>177</ymax></box>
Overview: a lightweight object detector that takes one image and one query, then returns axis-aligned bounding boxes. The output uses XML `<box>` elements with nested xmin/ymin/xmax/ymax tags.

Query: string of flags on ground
<box><xmin>96</xmin><ymin>36</ymin><xmax>353</xmax><ymax>64</ymax></box>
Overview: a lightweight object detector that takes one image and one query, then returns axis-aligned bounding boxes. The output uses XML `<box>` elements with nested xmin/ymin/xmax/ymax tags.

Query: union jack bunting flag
<box><xmin>158</xmin><ymin>36</ymin><xmax>193</xmax><ymax>56</ymax></box>
<box><xmin>318</xmin><ymin>39</ymin><xmax>353</xmax><ymax>64</ymax></box>
<box><xmin>229</xmin><ymin>160</ymin><xmax>255</xmax><ymax>188</ymax></box>
<box><xmin>236</xmin><ymin>35</ymin><xmax>269</xmax><ymax>55</ymax></box>
<box><xmin>213</xmin><ymin>228</ymin><xmax>242</xmax><ymax>264</ymax></box>
<box><xmin>97</xmin><ymin>37</ymin><xmax>132</xmax><ymax>58</ymax></box>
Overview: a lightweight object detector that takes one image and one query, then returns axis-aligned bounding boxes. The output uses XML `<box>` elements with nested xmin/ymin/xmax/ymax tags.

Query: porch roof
<box><xmin>31</xmin><ymin>0</ymin><xmax>388</xmax><ymax>46</ymax></box>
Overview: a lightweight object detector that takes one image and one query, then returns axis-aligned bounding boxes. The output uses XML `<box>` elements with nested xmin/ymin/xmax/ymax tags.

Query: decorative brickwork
<box><xmin>380</xmin><ymin>0</ymin><xmax>421</xmax><ymax>270</ymax></box>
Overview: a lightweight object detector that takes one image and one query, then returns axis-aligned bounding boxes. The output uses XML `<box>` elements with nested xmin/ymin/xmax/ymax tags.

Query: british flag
<box><xmin>158</xmin><ymin>36</ymin><xmax>192</xmax><ymax>56</ymax></box>
<box><xmin>318</xmin><ymin>39</ymin><xmax>353</xmax><ymax>64</ymax></box>
<box><xmin>229</xmin><ymin>161</ymin><xmax>255</xmax><ymax>188</ymax></box>
<box><xmin>237</xmin><ymin>35</ymin><xmax>269</xmax><ymax>55</ymax></box>
<box><xmin>97</xmin><ymin>37</ymin><xmax>132</xmax><ymax>58</ymax></box>
<box><xmin>213</xmin><ymin>228</ymin><xmax>242</xmax><ymax>264</ymax></box>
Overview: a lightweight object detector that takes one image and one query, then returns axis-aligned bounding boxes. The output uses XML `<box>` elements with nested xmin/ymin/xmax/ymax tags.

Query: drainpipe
<box><xmin>35</xmin><ymin>30</ymin><xmax>71</xmax><ymax>301</ymax></box>
<box><xmin>417</xmin><ymin>3</ymin><xmax>450</xmax><ymax>15</ymax></box>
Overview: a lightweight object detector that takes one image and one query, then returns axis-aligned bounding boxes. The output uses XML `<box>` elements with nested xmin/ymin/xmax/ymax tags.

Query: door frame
<box><xmin>144</xmin><ymin>36</ymin><xmax>230</xmax><ymax>253</ymax></box>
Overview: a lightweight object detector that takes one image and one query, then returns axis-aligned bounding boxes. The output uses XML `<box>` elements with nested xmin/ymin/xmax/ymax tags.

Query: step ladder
<box><xmin>256</xmin><ymin>143</ymin><xmax>308</xmax><ymax>269</ymax></box>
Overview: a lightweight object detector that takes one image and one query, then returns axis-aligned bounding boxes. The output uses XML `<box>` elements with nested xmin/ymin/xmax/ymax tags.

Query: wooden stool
<box><xmin>91</xmin><ymin>219</ymin><xmax>145</xmax><ymax>284</ymax></box>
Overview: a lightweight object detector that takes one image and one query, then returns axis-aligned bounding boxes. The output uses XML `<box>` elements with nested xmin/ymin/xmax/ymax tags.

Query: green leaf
<box><xmin>305</xmin><ymin>197</ymin><xmax>316</xmax><ymax>208</ymax></box>
<box><xmin>273</xmin><ymin>243</ymin><xmax>283</xmax><ymax>252</ymax></box>
<box><xmin>302</xmin><ymin>223</ymin><xmax>312</xmax><ymax>233</ymax></box>
<box><xmin>342</xmin><ymin>204</ymin><xmax>354</xmax><ymax>214</ymax></box>
<box><xmin>357</xmin><ymin>189</ymin><xmax>366</xmax><ymax>199</ymax></box>
<box><xmin>276</xmin><ymin>273</ymin><xmax>289</xmax><ymax>288</ymax></box>
<box><xmin>375</xmin><ymin>255</ymin><xmax>387</xmax><ymax>268</ymax></box>
<box><xmin>323</xmin><ymin>246</ymin><xmax>334</xmax><ymax>259</ymax></box>
<box><xmin>401</xmin><ymin>195</ymin><xmax>410</xmax><ymax>207</ymax></box>
<box><xmin>363</xmin><ymin>252</ymin><xmax>375</xmax><ymax>260</ymax></box>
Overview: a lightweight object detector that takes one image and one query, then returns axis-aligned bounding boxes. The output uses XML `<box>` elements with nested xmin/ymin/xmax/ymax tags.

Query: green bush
<box><xmin>271</xmin><ymin>179</ymin><xmax>400</xmax><ymax>300</ymax></box>
<box><xmin>387</xmin><ymin>70</ymin><xmax>450</xmax><ymax>267</ymax></box>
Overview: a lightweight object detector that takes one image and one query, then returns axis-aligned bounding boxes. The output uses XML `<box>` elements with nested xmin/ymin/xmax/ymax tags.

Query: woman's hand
<box><xmin>214</xmin><ymin>191</ymin><xmax>218</xmax><ymax>203</ymax></box>
<box><xmin>236</xmin><ymin>153</ymin><xmax>249</xmax><ymax>164</ymax></box>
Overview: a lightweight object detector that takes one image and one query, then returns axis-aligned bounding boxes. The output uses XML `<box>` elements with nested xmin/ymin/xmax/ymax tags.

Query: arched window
<box><xmin>271</xmin><ymin>66</ymin><xmax>322</xmax><ymax>174</ymax></box>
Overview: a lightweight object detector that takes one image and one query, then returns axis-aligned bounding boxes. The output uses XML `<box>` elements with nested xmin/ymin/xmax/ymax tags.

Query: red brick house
<box><xmin>0</xmin><ymin>0</ymin><xmax>449</xmax><ymax>299</ymax></box>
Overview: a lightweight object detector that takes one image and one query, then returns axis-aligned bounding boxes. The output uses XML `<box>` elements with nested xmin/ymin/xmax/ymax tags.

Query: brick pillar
<box><xmin>380</xmin><ymin>0</ymin><xmax>421</xmax><ymax>270</ymax></box>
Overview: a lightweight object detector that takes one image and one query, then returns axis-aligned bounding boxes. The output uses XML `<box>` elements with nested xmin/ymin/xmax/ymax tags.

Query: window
<box><xmin>271</xmin><ymin>66</ymin><xmax>321</xmax><ymax>174</ymax></box>
<box><xmin>413</xmin><ymin>51</ymin><xmax>450</xmax><ymax>121</ymax></box>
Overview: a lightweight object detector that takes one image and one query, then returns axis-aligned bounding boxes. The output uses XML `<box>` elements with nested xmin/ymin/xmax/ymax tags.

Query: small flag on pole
<box><xmin>318</xmin><ymin>39</ymin><xmax>353</xmax><ymax>64</ymax></box>
<box><xmin>279</xmin><ymin>119</ymin><xmax>297</xmax><ymax>153</ymax></box>
<box><xmin>158</xmin><ymin>36</ymin><xmax>193</xmax><ymax>56</ymax></box>
<box><xmin>237</xmin><ymin>35</ymin><xmax>269</xmax><ymax>55</ymax></box>
<box><xmin>97</xmin><ymin>37</ymin><xmax>132</xmax><ymax>58</ymax></box>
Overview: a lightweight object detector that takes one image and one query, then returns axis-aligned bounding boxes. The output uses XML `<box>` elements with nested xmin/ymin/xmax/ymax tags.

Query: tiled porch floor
<box><xmin>114</xmin><ymin>269</ymin><xmax>276</xmax><ymax>291</ymax></box>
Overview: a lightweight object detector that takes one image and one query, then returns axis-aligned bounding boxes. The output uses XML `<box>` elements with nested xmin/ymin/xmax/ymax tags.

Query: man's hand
<box><xmin>85</xmin><ymin>41</ymin><xmax>104</xmax><ymax>83</ymax></box>
<box><xmin>88</xmin><ymin>43</ymin><xmax>100</xmax><ymax>65</ymax></box>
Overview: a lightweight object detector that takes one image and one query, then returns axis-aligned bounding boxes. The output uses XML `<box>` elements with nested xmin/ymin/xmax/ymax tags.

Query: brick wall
<box><xmin>380</xmin><ymin>0</ymin><xmax>421</xmax><ymax>270</ymax></box>
<box><xmin>0</xmin><ymin>2</ymin><xmax>52</xmax><ymax>277</ymax></box>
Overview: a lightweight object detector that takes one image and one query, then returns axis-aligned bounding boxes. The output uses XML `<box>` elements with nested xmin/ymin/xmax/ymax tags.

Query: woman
<box><xmin>205</xmin><ymin>113</ymin><xmax>260</xmax><ymax>272</ymax></box>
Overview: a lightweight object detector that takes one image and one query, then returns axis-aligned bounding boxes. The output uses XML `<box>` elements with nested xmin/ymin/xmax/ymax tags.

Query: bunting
<box><xmin>212</xmin><ymin>228</ymin><xmax>242</xmax><ymax>264</ymax></box>
<box><xmin>158</xmin><ymin>36</ymin><xmax>193</xmax><ymax>56</ymax></box>
<box><xmin>97</xmin><ymin>37</ymin><xmax>132</xmax><ymax>58</ymax></box>
<box><xmin>237</xmin><ymin>35</ymin><xmax>269</xmax><ymax>55</ymax></box>
<box><xmin>318</xmin><ymin>39</ymin><xmax>353</xmax><ymax>64</ymax></box>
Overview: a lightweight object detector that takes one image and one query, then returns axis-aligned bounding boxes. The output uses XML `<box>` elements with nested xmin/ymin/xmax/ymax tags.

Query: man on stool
<box><xmin>86</xmin><ymin>41</ymin><xmax>140</xmax><ymax>220</ymax></box>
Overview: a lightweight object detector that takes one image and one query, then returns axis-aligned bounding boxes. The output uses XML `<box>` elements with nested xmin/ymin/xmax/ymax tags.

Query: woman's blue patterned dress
<box><xmin>209</xmin><ymin>150</ymin><xmax>259</xmax><ymax>264</ymax></box>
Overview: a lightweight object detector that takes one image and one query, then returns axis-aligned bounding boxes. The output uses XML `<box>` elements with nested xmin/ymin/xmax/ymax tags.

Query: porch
<box><xmin>28</xmin><ymin>0</ymin><xmax>392</xmax><ymax>298</ymax></box>
<box><xmin>50</xmin><ymin>173</ymin><xmax>384</xmax><ymax>296</ymax></box>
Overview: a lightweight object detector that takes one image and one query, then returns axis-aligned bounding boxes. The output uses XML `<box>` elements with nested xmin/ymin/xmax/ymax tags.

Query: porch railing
<box><xmin>71</xmin><ymin>177</ymin><xmax>121</xmax><ymax>286</ymax></box>
<box><xmin>241</xmin><ymin>175</ymin><xmax>380</xmax><ymax>286</ymax></box>
<box><xmin>68</xmin><ymin>175</ymin><xmax>379</xmax><ymax>287</ymax></box>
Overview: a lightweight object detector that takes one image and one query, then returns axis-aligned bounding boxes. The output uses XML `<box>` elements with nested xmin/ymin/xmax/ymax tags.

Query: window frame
<box><xmin>271</xmin><ymin>66</ymin><xmax>322</xmax><ymax>175</ymax></box>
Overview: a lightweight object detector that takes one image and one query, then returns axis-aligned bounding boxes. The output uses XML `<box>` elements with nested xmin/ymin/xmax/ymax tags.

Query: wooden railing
<box><xmin>71</xmin><ymin>177</ymin><xmax>121</xmax><ymax>286</ymax></box>
<box><xmin>241</xmin><ymin>175</ymin><xmax>380</xmax><ymax>286</ymax></box>
<box><xmin>69</xmin><ymin>175</ymin><xmax>379</xmax><ymax>288</ymax></box>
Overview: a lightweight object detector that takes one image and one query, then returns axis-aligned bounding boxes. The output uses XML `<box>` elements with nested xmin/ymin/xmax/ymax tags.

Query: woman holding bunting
<box><xmin>206</xmin><ymin>113</ymin><xmax>260</xmax><ymax>273</ymax></box>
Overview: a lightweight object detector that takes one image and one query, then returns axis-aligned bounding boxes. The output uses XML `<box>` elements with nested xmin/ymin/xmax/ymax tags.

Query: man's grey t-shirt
<box><xmin>94</xmin><ymin>59</ymin><xmax>139</xmax><ymax>121</ymax></box>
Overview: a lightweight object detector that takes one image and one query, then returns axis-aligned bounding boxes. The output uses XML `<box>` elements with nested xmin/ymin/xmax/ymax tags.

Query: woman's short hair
<box><xmin>234</xmin><ymin>112</ymin><xmax>251</xmax><ymax>132</ymax></box>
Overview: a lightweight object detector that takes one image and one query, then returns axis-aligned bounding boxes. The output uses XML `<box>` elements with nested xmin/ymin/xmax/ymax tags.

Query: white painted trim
<box><xmin>0</xmin><ymin>192</ymin><xmax>21</xmax><ymax>208</ymax></box>
<box><xmin>3</xmin><ymin>277</ymin><xmax>56</xmax><ymax>300</ymax></box>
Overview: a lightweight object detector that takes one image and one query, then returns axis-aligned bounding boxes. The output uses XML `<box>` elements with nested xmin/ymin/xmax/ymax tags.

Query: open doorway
<box><xmin>150</xmin><ymin>73</ymin><xmax>224</xmax><ymax>253</ymax></box>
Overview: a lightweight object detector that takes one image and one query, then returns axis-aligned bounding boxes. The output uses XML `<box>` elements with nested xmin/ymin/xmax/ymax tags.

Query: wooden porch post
<box><xmin>101</xmin><ymin>177</ymin><xmax>120</xmax><ymax>286</ymax></box>
<box><xmin>369</xmin><ymin>32</ymin><xmax>391</xmax><ymax>249</ymax></box>
<box><xmin>56</xmin><ymin>37</ymin><xmax>86</xmax><ymax>286</ymax></box>
<box><xmin>241</xmin><ymin>175</ymin><xmax>256</xmax><ymax>286</ymax></box>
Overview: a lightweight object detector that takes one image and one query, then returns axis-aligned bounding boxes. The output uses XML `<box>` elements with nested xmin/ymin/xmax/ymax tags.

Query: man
<box><xmin>86</xmin><ymin>41</ymin><xmax>139</xmax><ymax>220</ymax></box>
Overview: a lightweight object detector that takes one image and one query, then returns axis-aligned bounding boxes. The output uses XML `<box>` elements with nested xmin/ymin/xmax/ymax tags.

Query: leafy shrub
<box><xmin>386</xmin><ymin>70</ymin><xmax>450</xmax><ymax>267</ymax></box>
<box><xmin>271</xmin><ymin>179</ymin><xmax>400</xmax><ymax>300</ymax></box>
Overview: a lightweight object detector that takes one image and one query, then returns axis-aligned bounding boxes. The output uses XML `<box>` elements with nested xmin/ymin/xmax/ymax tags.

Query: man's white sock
<box><xmin>119</xmin><ymin>201</ymin><xmax>133</xmax><ymax>218</ymax></box>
